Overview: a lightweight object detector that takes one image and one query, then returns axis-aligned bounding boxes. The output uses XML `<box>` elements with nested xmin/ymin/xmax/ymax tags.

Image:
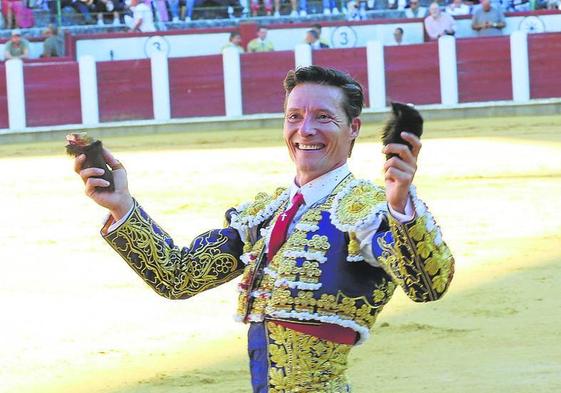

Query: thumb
<box><xmin>102</xmin><ymin>147</ymin><xmax>121</xmax><ymax>169</ymax></box>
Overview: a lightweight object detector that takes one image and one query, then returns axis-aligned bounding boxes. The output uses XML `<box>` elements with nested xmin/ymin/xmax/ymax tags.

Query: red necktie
<box><xmin>267</xmin><ymin>192</ymin><xmax>305</xmax><ymax>261</ymax></box>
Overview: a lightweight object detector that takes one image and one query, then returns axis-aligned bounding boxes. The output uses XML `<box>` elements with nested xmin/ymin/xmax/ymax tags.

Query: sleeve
<box><xmin>498</xmin><ymin>10</ymin><xmax>506</xmax><ymax>24</ymax></box>
<box><xmin>372</xmin><ymin>189</ymin><xmax>455</xmax><ymax>303</ymax></box>
<box><xmin>424</xmin><ymin>18</ymin><xmax>437</xmax><ymax>40</ymax></box>
<box><xmin>102</xmin><ymin>199</ymin><xmax>245</xmax><ymax>300</ymax></box>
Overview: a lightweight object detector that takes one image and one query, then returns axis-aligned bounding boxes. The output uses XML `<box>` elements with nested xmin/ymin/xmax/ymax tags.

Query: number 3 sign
<box><xmin>144</xmin><ymin>36</ymin><xmax>171</xmax><ymax>58</ymax></box>
<box><xmin>330</xmin><ymin>26</ymin><xmax>358</xmax><ymax>48</ymax></box>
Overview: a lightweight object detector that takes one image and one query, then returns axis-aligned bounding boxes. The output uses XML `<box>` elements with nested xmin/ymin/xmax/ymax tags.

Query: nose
<box><xmin>298</xmin><ymin>113</ymin><xmax>317</xmax><ymax>137</ymax></box>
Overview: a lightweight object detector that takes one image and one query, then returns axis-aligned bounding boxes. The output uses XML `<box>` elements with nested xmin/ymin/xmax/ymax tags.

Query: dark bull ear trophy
<box><xmin>65</xmin><ymin>132</ymin><xmax>115</xmax><ymax>192</ymax></box>
<box><xmin>382</xmin><ymin>102</ymin><xmax>424</xmax><ymax>160</ymax></box>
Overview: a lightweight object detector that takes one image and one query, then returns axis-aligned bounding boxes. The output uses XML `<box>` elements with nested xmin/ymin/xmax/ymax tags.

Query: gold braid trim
<box><xmin>379</xmin><ymin>212</ymin><xmax>455</xmax><ymax>302</ymax></box>
<box><xmin>104</xmin><ymin>201</ymin><xmax>244</xmax><ymax>300</ymax></box>
<box><xmin>267</xmin><ymin>322</ymin><xmax>351</xmax><ymax>393</ymax></box>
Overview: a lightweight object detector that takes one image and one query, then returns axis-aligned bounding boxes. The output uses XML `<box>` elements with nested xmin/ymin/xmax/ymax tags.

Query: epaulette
<box><xmin>329</xmin><ymin>179</ymin><xmax>388</xmax><ymax>262</ymax></box>
<box><xmin>230</xmin><ymin>187</ymin><xmax>289</xmax><ymax>231</ymax></box>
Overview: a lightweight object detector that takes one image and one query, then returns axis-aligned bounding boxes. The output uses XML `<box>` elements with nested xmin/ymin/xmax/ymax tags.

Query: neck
<box><xmin>294</xmin><ymin>162</ymin><xmax>347</xmax><ymax>187</ymax></box>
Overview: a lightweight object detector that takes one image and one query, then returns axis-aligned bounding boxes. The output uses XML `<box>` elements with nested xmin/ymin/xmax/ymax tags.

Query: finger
<box><xmin>84</xmin><ymin>177</ymin><xmax>111</xmax><ymax>196</ymax></box>
<box><xmin>384</xmin><ymin>167</ymin><xmax>413</xmax><ymax>183</ymax></box>
<box><xmin>384</xmin><ymin>156</ymin><xmax>416</xmax><ymax>174</ymax></box>
<box><xmin>400</xmin><ymin>132</ymin><xmax>422</xmax><ymax>157</ymax></box>
<box><xmin>74</xmin><ymin>154</ymin><xmax>86</xmax><ymax>174</ymax></box>
<box><xmin>102</xmin><ymin>147</ymin><xmax>125</xmax><ymax>171</ymax></box>
<box><xmin>79</xmin><ymin>167</ymin><xmax>105</xmax><ymax>183</ymax></box>
<box><xmin>384</xmin><ymin>143</ymin><xmax>415</xmax><ymax>164</ymax></box>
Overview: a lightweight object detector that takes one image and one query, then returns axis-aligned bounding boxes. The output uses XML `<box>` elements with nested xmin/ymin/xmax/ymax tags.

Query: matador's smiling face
<box><xmin>283</xmin><ymin>83</ymin><xmax>360</xmax><ymax>186</ymax></box>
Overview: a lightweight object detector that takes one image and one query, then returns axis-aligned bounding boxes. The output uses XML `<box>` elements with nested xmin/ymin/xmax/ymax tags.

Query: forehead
<box><xmin>286</xmin><ymin>83</ymin><xmax>345</xmax><ymax>112</ymax></box>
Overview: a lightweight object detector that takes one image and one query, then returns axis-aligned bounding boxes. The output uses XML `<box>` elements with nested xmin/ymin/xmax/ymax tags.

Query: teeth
<box><xmin>297</xmin><ymin>144</ymin><xmax>323</xmax><ymax>150</ymax></box>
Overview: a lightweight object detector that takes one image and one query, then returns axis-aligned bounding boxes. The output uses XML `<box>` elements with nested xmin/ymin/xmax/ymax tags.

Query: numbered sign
<box><xmin>330</xmin><ymin>26</ymin><xmax>358</xmax><ymax>48</ymax></box>
<box><xmin>144</xmin><ymin>36</ymin><xmax>171</xmax><ymax>58</ymax></box>
<box><xmin>518</xmin><ymin>16</ymin><xmax>546</xmax><ymax>34</ymax></box>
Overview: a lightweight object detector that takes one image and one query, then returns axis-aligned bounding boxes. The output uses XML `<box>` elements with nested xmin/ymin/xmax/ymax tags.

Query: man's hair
<box><xmin>283</xmin><ymin>65</ymin><xmax>364</xmax><ymax>123</ymax></box>
<box><xmin>307</xmin><ymin>29</ymin><xmax>319</xmax><ymax>40</ymax></box>
<box><xmin>311</xmin><ymin>23</ymin><xmax>322</xmax><ymax>31</ymax></box>
<box><xmin>395</xmin><ymin>27</ymin><xmax>404</xmax><ymax>34</ymax></box>
<box><xmin>230</xmin><ymin>31</ymin><xmax>241</xmax><ymax>40</ymax></box>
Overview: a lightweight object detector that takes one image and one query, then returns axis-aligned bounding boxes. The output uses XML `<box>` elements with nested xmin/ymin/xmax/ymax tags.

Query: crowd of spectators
<box><xmin>0</xmin><ymin>0</ymin><xmax>559</xmax><ymax>31</ymax></box>
<box><xmin>1</xmin><ymin>0</ymin><xmax>560</xmax><ymax>61</ymax></box>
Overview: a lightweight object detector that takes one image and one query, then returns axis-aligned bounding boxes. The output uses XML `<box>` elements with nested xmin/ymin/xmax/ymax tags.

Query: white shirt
<box><xmin>133</xmin><ymin>3</ymin><xmax>156</xmax><ymax>33</ymax></box>
<box><xmin>446</xmin><ymin>3</ymin><xmax>470</xmax><ymax>16</ymax></box>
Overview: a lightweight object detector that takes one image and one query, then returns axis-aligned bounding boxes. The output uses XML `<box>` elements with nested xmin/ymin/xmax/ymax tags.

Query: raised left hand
<box><xmin>383</xmin><ymin>132</ymin><xmax>422</xmax><ymax>213</ymax></box>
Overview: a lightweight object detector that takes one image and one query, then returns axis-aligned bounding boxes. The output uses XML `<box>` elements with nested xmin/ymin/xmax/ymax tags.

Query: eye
<box><xmin>286</xmin><ymin>113</ymin><xmax>301</xmax><ymax>122</ymax></box>
<box><xmin>317</xmin><ymin>113</ymin><xmax>332</xmax><ymax>122</ymax></box>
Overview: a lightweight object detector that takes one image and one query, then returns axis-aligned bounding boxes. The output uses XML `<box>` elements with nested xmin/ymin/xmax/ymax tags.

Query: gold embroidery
<box><xmin>377</xmin><ymin>212</ymin><xmax>455</xmax><ymax>302</ymax></box>
<box><xmin>267</xmin><ymin>322</ymin><xmax>351</xmax><ymax>393</ymax></box>
<box><xmin>105</xmin><ymin>205</ymin><xmax>242</xmax><ymax>300</ymax></box>
<box><xmin>331</xmin><ymin>181</ymin><xmax>386</xmax><ymax>228</ymax></box>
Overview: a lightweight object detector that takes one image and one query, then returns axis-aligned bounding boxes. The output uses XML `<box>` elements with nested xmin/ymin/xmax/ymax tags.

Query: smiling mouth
<box><xmin>296</xmin><ymin>143</ymin><xmax>325</xmax><ymax>151</ymax></box>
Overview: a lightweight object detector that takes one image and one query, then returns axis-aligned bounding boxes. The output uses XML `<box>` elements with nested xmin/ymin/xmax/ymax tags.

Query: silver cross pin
<box><xmin>281</xmin><ymin>213</ymin><xmax>288</xmax><ymax>221</ymax></box>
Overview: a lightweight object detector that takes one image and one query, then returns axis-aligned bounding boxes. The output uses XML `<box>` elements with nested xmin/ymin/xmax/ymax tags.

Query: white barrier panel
<box><xmin>510</xmin><ymin>31</ymin><xmax>530</xmax><ymax>103</ymax></box>
<box><xmin>294</xmin><ymin>44</ymin><xmax>312</xmax><ymax>69</ymax></box>
<box><xmin>222</xmin><ymin>47</ymin><xmax>243</xmax><ymax>117</ymax></box>
<box><xmin>5</xmin><ymin>59</ymin><xmax>26</xmax><ymax>130</ymax></box>
<box><xmin>151</xmin><ymin>52</ymin><xmax>171</xmax><ymax>121</ymax></box>
<box><xmin>438</xmin><ymin>35</ymin><xmax>459</xmax><ymax>106</ymax></box>
<box><xmin>366</xmin><ymin>40</ymin><xmax>386</xmax><ymax>110</ymax></box>
<box><xmin>78</xmin><ymin>55</ymin><xmax>100</xmax><ymax>125</ymax></box>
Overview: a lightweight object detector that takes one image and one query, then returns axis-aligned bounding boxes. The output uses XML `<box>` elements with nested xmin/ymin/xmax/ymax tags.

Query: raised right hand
<box><xmin>74</xmin><ymin>147</ymin><xmax>134</xmax><ymax>221</ymax></box>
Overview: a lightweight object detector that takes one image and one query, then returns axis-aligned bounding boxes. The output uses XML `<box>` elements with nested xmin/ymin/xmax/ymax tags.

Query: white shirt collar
<box><xmin>288</xmin><ymin>164</ymin><xmax>351</xmax><ymax>208</ymax></box>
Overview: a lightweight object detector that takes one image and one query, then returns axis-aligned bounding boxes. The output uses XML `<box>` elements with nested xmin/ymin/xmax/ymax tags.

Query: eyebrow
<box><xmin>285</xmin><ymin>107</ymin><xmax>336</xmax><ymax>114</ymax></box>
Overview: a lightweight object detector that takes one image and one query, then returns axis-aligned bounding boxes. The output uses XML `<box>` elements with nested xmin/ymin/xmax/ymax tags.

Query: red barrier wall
<box><xmin>456</xmin><ymin>37</ymin><xmax>512</xmax><ymax>103</ymax></box>
<box><xmin>384</xmin><ymin>42</ymin><xmax>441</xmax><ymax>105</ymax></box>
<box><xmin>528</xmin><ymin>33</ymin><xmax>561</xmax><ymax>99</ymax></box>
<box><xmin>0</xmin><ymin>64</ymin><xmax>8</xmax><ymax>129</ymax></box>
<box><xmin>169</xmin><ymin>55</ymin><xmax>225</xmax><ymax>118</ymax></box>
<box><xmin>23</xmin><ymin>62</ymin><xmax>82</xmax><ymax>127</ymax></box>
<box><xmin>97</xmin><ymin>60</ymin><xmax>153</xmax><ymax>122</ymax></box>
<box><xmin>241</xmin><ymin>51</ymin><xmax>294</xmax><ymax>114</ymax></box>
<box><xmin>313</xmin><ymin>48</ymin><xmax>370</xmax><ymax>108</ymax></box>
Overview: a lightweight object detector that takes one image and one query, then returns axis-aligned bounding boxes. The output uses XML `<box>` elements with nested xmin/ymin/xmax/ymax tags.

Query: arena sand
<box><xmin>0</xmin><ymin>115</ymin><xmax>560</xmax><ymax>393</ymax></box>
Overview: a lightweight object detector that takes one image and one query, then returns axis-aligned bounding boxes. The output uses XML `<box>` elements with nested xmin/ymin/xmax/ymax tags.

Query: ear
<box><xmin>350</xmin><ymin>117</ymin><xmax>361</xmax><ymax>139</ymax></box>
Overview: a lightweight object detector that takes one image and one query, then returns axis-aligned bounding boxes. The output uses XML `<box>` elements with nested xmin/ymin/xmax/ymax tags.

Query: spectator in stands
<box><xmin>177</xmin><ymin>0</ymin><xmax>203</xmax><ymax>21</ymax></box>
<box><xmin>322</xmin><ymin>0</ymin><xmax>340</xmax><ymax>14</ymax></box>
<box><xmin>305</xmin><ymin>29</ymin><xmax>329</xmax><ymax>49</ymax></box>
<box><xmin>346</xmin><ymin>0</ymin><xmax>360</xmax><ymax>20</ymax></box>
<box><xmin>310</xmin><ymin>23</ymin><xmax>329</xmax><ymax>47</ymax></box>
<box><xmin>4</xmin><ymin>29</ymin><xmax>29</xmax><ymax>59</ymax></box>
<box><xmin>247</xmin><ymin>26</ymin><xmax>274</xmax><ymax>52</ymax></box>
<box><xmin>424</xmin><ymin>2</ymin><xmax>456</xmax><ymax>40</ymax></box>
<box><xmin>124</xmin><ymin>0</ymin><xmax>156</xmax><ymax>31</ymax></box>
<box><xmin>222</xmin><ymin>31</ymin><xmax>245</xmax><ymax>53</ymax></box>
<box><xmin>390</xmin><ymin>26</ymin><xmax>404</xmax><ymax>45</ymax></box>
<box><xmin>41</xmin><ymin>24</ymin><xmax>63</xmax><ymax>57</ymax></box>
<box><xmin>167</xmin><ymin>0</ymin><xmax>182</xmax><ymax>22</ymax></box>
<box><xmin>446</xmin><ymin>0</ymin><xmax>470</xmax><ymax>14</ymax></box>
<box><xmin>388</xmin><ymin>0</ymin><xmax>407</xmax><ymax>10</ymax></box>
<box><xmin>48</xmin><ymin>0</ymin><xmax>96</xmax><ymax>25</ymax></box>
<box><xmin>287</xmin><ymin>0</ymin><xmax>306</xmax><ymax>16</ymax></box>
<box><xmin>250</xmin><ymin>0</ymin><xmax>279</xmax><ymax>16</ymax></box>
<box><xmin>2</xmin><ymin>0</ymin><xmax>35</xmax><ymax>28</ymax></box>
<box><xmin>405</xmin><ymin>0</ymin><xmax>428</xmax><ymax>18</ymax></box>
<box><xmin>471</xmin><ymin>0</ymin><xmax>505</xmax><ymax>36</ymax></box>
<box><xmin>95</xmin><ymin>0</ymin><xmax>126</xmax><ymax>25</ymax></box>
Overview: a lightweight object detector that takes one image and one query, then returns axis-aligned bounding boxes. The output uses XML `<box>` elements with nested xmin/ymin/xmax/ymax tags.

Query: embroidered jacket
<box><xmin>232</xmin><ymin>175</ymin><xmax>454</xmax><ymax>344</ymax></box>
<box><xmin>102</xmin><ymin>174</ymin><xmax>454</xmax><ymax>346</ymax></box>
